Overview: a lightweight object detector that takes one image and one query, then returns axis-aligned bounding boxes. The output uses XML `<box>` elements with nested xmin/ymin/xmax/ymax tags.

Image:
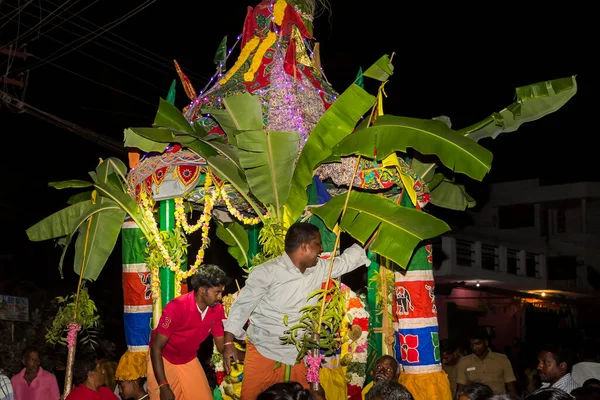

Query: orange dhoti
<box><xmin>147</xmin><ymin>355</ymin><xmax>212</xmax><ymax>399</ymax></box>
<box><xmin>240</xmin><ymin>342</ymin><xmax>308</xmax><ymax>400</ymax></box>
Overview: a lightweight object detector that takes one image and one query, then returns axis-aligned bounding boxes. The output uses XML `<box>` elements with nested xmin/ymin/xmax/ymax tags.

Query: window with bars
<box><xmin>482</xmin><ymin>244</ymin><xmax>498</xmax><ymax>271</ymax></box>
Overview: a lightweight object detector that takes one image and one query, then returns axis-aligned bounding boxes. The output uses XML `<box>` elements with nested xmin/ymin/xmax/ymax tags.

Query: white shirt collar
<box><xmin>196</xmin><ymin>302</ymin><xmax>208</xmax><ymax>319</ymax></box>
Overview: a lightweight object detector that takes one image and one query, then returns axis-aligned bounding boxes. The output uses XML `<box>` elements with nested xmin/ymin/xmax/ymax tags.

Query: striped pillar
<box><xmin>117</xmin><ymin>219</ymin><xmax>152</xmax><ymax>380</ymax></box>
<box><xmin>395</xmin><ymin>196</ymin><xmax>451</xmax><ymax>400</ymax></box>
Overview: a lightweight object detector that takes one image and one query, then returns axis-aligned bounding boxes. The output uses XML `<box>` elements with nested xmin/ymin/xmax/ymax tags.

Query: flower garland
<box><xmin>140</xmin><ymin>171</ymin><xmax>265</xmax><ymax>297</ymax></box>
<box><xmin>173</xmin><ymin>172</ymin><xmax>220</xmax><ymax>287</ymax></box>
<box><xmin>66</xmin><ymin>323</ymin><xmax>81</xmax><ymax>349</ymax></box>
<box><xmin>340</xmin><ymin>284</ymin><xmax>369</xmax><ymax>400</ymax></box>
<box><xmin>218</xmin><ymin>185</ymin><xmax>262</xmax><ymax>225</ymax></box>
<box><xmin>306</xmin><ymin>352</ymin><xmax>324</xmax><ymax>383</ymax></box>
<box><xmin>219</xmin><ymin>36</ymin><xmax>260</xmax><ymax>85</ymax></box>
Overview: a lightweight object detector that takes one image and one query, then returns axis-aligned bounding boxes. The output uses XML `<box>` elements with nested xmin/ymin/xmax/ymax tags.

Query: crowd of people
<box><xmin>1</xmin><ymin>222</ymin><xmax>598</xmax><ymax>400</ymax></box>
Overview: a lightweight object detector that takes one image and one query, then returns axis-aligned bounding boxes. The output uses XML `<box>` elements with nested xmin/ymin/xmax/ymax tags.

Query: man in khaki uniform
<box><xmin>456</xmin><ymin>331</ymin><xmax>518</xmax><ymax>396</ymax></box>
<box><xmin>441</xmin><ymin>340</ymin><xmax>461</xmax><ymax>398</ymax></box>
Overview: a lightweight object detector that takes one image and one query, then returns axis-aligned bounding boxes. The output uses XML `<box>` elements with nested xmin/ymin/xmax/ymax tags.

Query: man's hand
<box><xmin>223</xmin><ymin>343</ymin><xmax>239</xmax><ymax>375</ymax></box>
<box><xmin>309</xmin><ymin>383</ymin><xmax>326</xmax><ymax>400</ymax></box>
<box><xmin>159</xmin><ymin>384</ymin><xmax>176</xmax><ymax>400</ymax></box>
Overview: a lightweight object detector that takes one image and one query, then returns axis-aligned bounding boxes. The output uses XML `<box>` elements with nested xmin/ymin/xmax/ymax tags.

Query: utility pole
<box><xmin>0</xmin><ymin>47</ymin><xmax>28</xmax><ymax>88</ymax></box>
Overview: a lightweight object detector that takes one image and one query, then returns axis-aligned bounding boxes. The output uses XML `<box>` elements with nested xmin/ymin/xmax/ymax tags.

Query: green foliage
<box><xmin>45</xmin><ymin>289</ymin><xmax>99</xmax><ymax>348</ymax></box>
<box><xmin>280</xmin><ymin>280</ymin><xmax>346</xmax><ymax>362</ymax></box>
<box><xmin>144</xmin><ymin>223</ymin><xmax>189</xmax><ymax>271</ymax></box>
<box><xmin>249</xmin><ymin>208</ymin><xmax>287</xmax><ymax>269</ymax></box>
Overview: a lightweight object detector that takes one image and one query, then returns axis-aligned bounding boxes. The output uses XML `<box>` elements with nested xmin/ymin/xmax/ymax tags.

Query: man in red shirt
<box><xmin>66</xmin><ymin>355</ymin><xmax>119</xmax><ymax>400</ymax></box>
<box><xmin>11</xmin><ymin>346</ymin><xmax>60</xmax><ymax>400</ymax></box>
<box><xmin>147</xmin><ymin>264</ymin><xmax>229</xmax><ymax>400</ymax></box>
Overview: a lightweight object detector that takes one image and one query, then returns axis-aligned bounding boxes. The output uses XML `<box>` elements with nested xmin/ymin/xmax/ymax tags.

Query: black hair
<box><xmin>584</xmin><ymin>379</ymin><xmax>600</xmax><ymax>388</ymax></box>
<box><xmin>257</xmin><ymin>382</ymin><xmax>314</xmax><ymax>400</ymax></box>
<box><xmin>284</xmin><ymin>223</ymin><xmax>320</xmax><ymax>253</ymax></box>
<box><xmin>571</xmin><ymin>386</ymin><xmax>600</xmax><ymax>400</ymax></box>
<box><xmin>539</xmin><ymin>344</ymin><xmax>574</xmax><ymax>373</ymax></box>
<box><xmin>457</xmin><ymin>382</ymin><xmax>494</xmax><ymax>400</ymax></box>
<box><xmin>73</xmin><ymin>354</ymin><xmax>98</xmax><ymax>385</ymax></box>
<box><xmin>22</xmin><ymin>346</ymin><xmax>40</xmax><ymax>359</ymax></box>
<box><xmin>525</xmin><ymin>388</ymin><xmax>575</xmax><ymax>400</ymax></box>
<box><xmin>470</xmin><ymin>328</ymin><xmax>489</xmax><ymax>341</ymax></box>
<box><xmin>440</xmin><ymin>339</ymin><xmax>457</xmax><ymax>354</ymax></box>
<box><xmin>365</xmin><ymin>380</ymin><xmax>414</xmax><ymax>400</ymax></box>
<box><xmin>189</xmin><ymin>264</ymin><xmax>229</xmax><ymax>293</ymax></box>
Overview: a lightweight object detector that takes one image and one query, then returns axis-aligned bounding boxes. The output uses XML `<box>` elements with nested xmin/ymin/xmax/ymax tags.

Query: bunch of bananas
<box><xmin>280</xmin><ymin>280</ymin><xmax>347</xmax><ymax>362</ymax></box>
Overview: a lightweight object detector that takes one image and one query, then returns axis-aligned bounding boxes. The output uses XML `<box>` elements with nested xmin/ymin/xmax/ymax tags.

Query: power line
<box><xmin>1</xmin><ymin>89</ymin><xmax>126</xmax><ymax>154</ymax></box>
<box><xmin>1</xmin><ymin>0</ymin><xmax>88</xmax><ymax>49</ymax></box>
<box><xmin>41</xmin><ymin>0</ymin><xmax>208</xmax><ymax>82</ymax></box>
<box><xmin>2</xmin><ymin>11</ymin><xmax>166</xmax><ymax>91</ymax></box>
<box><xmin>11</xmin><ymin>0</ymin><xmax>157</xmax><ymax>74</ymax></box>
<box><xmin>43</xmin><ymin>60</ymin><xmax>157</xmax><ymax>107</ymax></box>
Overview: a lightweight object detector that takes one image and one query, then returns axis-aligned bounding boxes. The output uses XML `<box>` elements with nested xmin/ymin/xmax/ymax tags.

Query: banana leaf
<box><xmin>58</xmin><ymin>201</ymin><xmax>124</xmax><ymax>280</ymax></box>
<box><xmin>215</xmin><ymin>221</ymin><xmax>249</xmax><ymax>267</ymax></box>
<box><xmin>153</xmin><ymin>98</ymin><xmax>201</xmax><ymax>137</ymax></box>
<box><xmin>93</xmin><ymin>182</ymin><xmax>150</xmax><ymax>237</ymax></box>
<box><xmin>124</xmin><ymin>128</ymin><xmax>169</xmax><ymax>153</ymax></box>
<box><xmin>202</xmin><ymin>92</ymin><xmax>263</xmax><ymax>145</ymax></box>
<box><xmin>236</xmin><ymin>130</ymin><xmax>300</xmax><ymax>215</ymax></box>
<box><xmin>48</xmin><ymin>180</ymin><xmax>94</xmax><ymax>189</ymax></box>
<box><xmin>284</xmin><ymin>84</ymin><xmax>376</xmax><ymax>224</ymax></box>
<box><xmin>332</xmin><ymin>115</ymin><xmax>493</xmax><ymax>181</ymax></box>
<box><xmin>71</xmin><ymin>159</ymin><xmax>128</xmax><ymax>280</ymax></box>
<box><xmin>459</xmin><ymin>76</ymin><xmax>577</xmax><ymax>142</ymax></box>
<box><xmin>363</xmin><ymin>54</ymin><xmax>394</xmax><ymax>82</ymax></box>
<box><xmin>72</xmin><ymin>206</ymin><xmax>125</xmax><ymax>281</ymax></box>
<box><xmin>67</xmin><ymin>191</ymin><xmax>92</xmax><ymax>205</ymax></box>
<box><xmin>26</xmin><ymin>201</ymin><xmax>92</xmax><ymax>241</ymax></box>
<box><xmin>310</xmin><ymin>191</ymin><xmax>450</xmax><ymax>268</ymax></box>
<box><xmin>427</xmin><ymin>173</ymin><xmax>476</xmax><ymax>210</ymax></box>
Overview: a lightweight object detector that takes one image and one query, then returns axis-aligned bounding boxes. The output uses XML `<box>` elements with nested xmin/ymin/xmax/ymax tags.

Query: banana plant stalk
<box><xmin>63</xmin><ymin>192</ymin><xmax>96</xmax><ymax>398</ymax></box>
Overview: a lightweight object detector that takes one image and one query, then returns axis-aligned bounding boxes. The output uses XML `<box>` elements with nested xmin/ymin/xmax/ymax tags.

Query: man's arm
<box><xmin>223</xmin><ymin>266</ymin><xmax>271</xmax><ymax>340</ymax></box>
<box><xmin>222</xmin><ymin>266</ymin><xmax>271</xmax><ymax>373</ymax></box>
<box><xmin>505</xmin><ymin>381</ymin><xmax>518</xmax><ymax>396</ymax></box>
<box><xmin>455</xmin><ymin>357</ymin><xmax>468</xmax><ymax>395</ymax></box>
<box><xmin>329</xmin><ymin>244</ymin><xmax>371</xmax><ymax>279</ymax></box>
<box><xmin>151</xmin><ymin>333</ymin><xmax>175</xmax><ymax>400</ymax></box>
<box><xmin>48</xmin><ymin>374</ymin><xmax>60</xmax><ymax>400</ymax></box>
<box><xmin>502</xmin><ymin>355</ymin><xmax>518</xmax><ymax>396</ymax></box>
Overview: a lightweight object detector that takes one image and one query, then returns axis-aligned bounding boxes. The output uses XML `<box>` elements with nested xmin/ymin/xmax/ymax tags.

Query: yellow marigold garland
<box><xmin>218</xmin><ymin>185</ymin><xmax>262</xmax><ymax>225</ymax></box>
<box><xmin>272</xmin><ymin>0</ymin><xmax>287</xmax><ymax>25</ymax></box>
<box><xmin>219</xmin><ymin>36</ymin><xmax>260</xmax><ymax>85</ymax></box>
<box><xmin>243</xmin><ymin>31</ymin><xmax>277</xmax><ymax>82</ymax></box>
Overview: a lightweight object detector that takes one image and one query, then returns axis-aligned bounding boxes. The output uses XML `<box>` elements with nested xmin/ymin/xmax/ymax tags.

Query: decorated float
<box><xmin>26</xmin><ymin>0</ymin><xmax>577</xmax><ymax>399</ymax></box>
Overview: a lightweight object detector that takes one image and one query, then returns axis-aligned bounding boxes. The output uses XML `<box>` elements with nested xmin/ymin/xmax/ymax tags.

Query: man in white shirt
<box><xmin>538</xmin><ymin>345</ymin><xmax>580</xmax><ymax>394</ymax></box>
<box><xmin>572</xmin><ymin>341</ymin><xmax>600</xmax><ymax>387</ymax></box>
<box><xmin>222</xmin><ymin>222</ymin><xmax>370</xmax><ymax>400</ymax></box>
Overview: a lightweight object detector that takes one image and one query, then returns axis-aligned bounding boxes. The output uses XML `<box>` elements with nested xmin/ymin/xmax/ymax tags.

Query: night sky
<box><xmin>0</xmin><ymin>0</ymin><xmax>590</xmax><ymax>337</ymax></box>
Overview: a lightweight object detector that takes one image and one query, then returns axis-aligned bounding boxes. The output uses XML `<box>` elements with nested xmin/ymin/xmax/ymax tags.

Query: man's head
<box><xmin>537</xmin><ymin>345</ymin><xmax>572</xmax><ymax>385</ymax></box>
<box><xmin>190</xmin><ymin>264</ymin><xmax>229</xmax><ymax>307</ymax></box>
<box><xmin>22</xmin><ymin>346</ymin><xmax>40</xmax><ymax>373</ymax></box>
<box><xmin>469</xmin><ymin>330</ymin><xmax>489</xmax><ymax>358</ymax></box>
<box><xmin>118</xmin><ymin>377</ymin><xmax>146</xmax><ymax>398</ymax></box>
<box><xmin>440</xmin><ymin>340</ymin><xmax>459</xmax><ymax>366</ymax></box>
<box><xmin>73</xmin><ymin>355</ymin><xmax>104</xmax><ymax>389</ymax></box>
<box><xmin>365</xmin><ymin>380</ymin><xmax>414</xmax><ymax>400</ymax></box>
<box><xmin>284</xmin><ymin>223</ymin><xmax>322</xmax><ymax>270</ymax></box>
<box><xmin>371</xmin><ymin>355</ymin><xmax>401</xmax><ymax>383</ymax></box>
